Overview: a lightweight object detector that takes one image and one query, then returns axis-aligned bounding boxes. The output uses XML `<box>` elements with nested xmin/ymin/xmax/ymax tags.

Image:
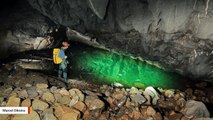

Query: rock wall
<box><xmin>0</xmin><ymin>0</ymin><xmax>212</xmax><ymax>81</ymax></box>
<box><xmin>0</xmin><ymin>0</ymin><xmax>58</xmax><ymax>59</ymax></box>
<box><xmin>26</xmin><ymin>0</ymin><xmax>213</xmax><ymax>80</ymax></box>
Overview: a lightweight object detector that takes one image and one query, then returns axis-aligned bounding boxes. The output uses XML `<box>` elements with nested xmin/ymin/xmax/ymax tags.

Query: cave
<box><xmin>0</xmin><ymin>0</ymin><xmax>212</xmax><ymax>119</ymax></box>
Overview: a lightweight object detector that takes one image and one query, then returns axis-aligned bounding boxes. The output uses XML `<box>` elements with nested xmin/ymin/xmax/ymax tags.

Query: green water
<box><xmin>69</xmin><ymin>43</ymin><xmax>182</xmax><ymax>89</ymax></box>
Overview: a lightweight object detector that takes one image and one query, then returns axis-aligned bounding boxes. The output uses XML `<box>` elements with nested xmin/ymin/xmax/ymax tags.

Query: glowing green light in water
<box><xmin>70</xmin><ymin>45</ymin><xmax>182</xmax><ymax>89</ymax></box>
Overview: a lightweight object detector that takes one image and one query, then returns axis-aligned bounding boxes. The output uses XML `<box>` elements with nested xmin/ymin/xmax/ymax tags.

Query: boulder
<box><xmin>6</xmin><ymin>97</ymin><xmax>20</xmax><ymax>107</ymax></box>
<box><xmin>85</xmin><ymin>96</ymin><xmax>105</xmax><ymax>110</ymax></box>
<box><xmin>43</xmin><ymin>113</ymin><xmax>57</xmax><ymax>120</ymax></box>
<box><xmin>18</xmin><ymin>90</ymin><xmax>28</xmax><ymax>99</ymax></box>
<box><xmin>21</xmin><ymin>98</ymin><xmax>31</xmax><ymax>107</ymax></box>
<box><xmin>73</xmin><ymin>101</ymin><xmax>87</xmax><ymax>112</ymax></box>
<box><xmin>12</xmin><ymin>110</ymin><xmax>40</xmax><ymax>120</ymax></box>
<box><xmin>59</xmin><ymin>88</ymin><xmax>70</xmax><ymax>96</ymax></box>
<box><xmin>27</xmin><ymin>87</ymin><xmax>39</xmax><ymax>99</ymax></box>
<box><xmin>181</xmin><ymin>100</ymin><xmax>210</xmax><ymax>119</ymax></box>
<box><xmin>42</xmin><ymin>92</ymin><xmax>55</xmax><ymax>103</ymax></box>
<box><xmin>32</xmin><ymin>99</ymin><xmax>49</xmax><ymax>111</ymax></box>
<box><xmin>54</xmin><ymin>105</ymin><xmax>80</xmax><ymax>120</ymax></box>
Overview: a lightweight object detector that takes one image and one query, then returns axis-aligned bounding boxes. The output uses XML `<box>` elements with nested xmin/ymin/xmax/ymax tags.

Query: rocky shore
<box><xmin>0</xmin><ymin>65</ymin><xmax>212</xmax><ymax>120</ymax></box>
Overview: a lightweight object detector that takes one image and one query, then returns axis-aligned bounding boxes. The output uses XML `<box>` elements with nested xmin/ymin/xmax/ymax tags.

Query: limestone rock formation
<box><xmin>0</xmin><ymin>0</ymin><xmax>57</xmax><ymax>58</ymax></box>
<box><xmin>26</xmin><ymin>0</ymin><xmax>213</xmax><ymax>81</ymax></box>
<box><xmin>0</xmin><ymin>0</ymin><xmax>212</xmax><ymax>81</ymax></box>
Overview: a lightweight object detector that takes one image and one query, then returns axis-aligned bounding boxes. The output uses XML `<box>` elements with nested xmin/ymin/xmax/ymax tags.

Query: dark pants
<box><xmin>58</xmin><ymin>60</ymin><xmax>68</xmax><ymax>81</ymax></box>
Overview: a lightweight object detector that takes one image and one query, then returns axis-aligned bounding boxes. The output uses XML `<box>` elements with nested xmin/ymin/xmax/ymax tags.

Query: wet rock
<box><xmin>6</xmin><ymin>97</ymin><xmax>20</xmax><ymax>107</ymax></box>
<box><xmin>27</xmin><ymin>86</ymin><xmax>39</xmax><ymax>99</ymax></box>
<box><xmin>13</xmin><ymin>110</ymin><xmax>40</xmax><ymax>120</ymax></box>
<box><xmin>18</xmin><ymin>89</ymin><xmax>28</xmax><ymax>99</ymax></box>
<box><xmin>144</xmin><ymin>86</ymin><xmax>160</xmax><ymax>105</ymax></box>
<box><xmin>42</xmin><ymin>92</ymin><xmax>55</xmax><ymax>103</ymax></box>
<box><xmin>85</xmin><ymin>96</ymin><xmax>105</xmax><ymax>111</ymax></box>
<box><xmin>181</xmin><ymin>100</ymin><xmax>210</xmax><ymax>119</ymax></box>
<box><xmin>59</xmin><ymin>88</ymin><xmax>70</xmax><ymax>96</ymax></box>
<box><xmin>21</xmin><ymin>98</ymin><xmax>31</xmax><ymax>107</ymax></box>
<box><xmin>32</xmin><ymin>99</ymin><xmax>49</xmax><ymax>111</ymax></box>
<box><xmin>54</xmin><ymin>105</ymin><xmax>80</xmax><ymax>120</ymax></box>
<box><xmin>73</xmin><ymin>101</ymin><xmax>86</xmax><ymax>112</ymax></box>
